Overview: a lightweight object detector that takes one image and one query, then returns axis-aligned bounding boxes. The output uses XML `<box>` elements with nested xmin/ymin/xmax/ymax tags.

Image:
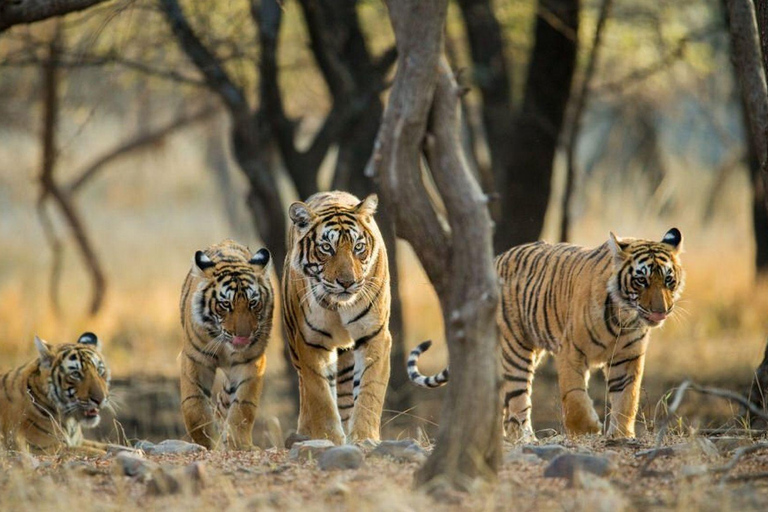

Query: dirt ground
<box><xmin>2</xmin><ymin>433</ymin><xmax>768</xmax><ymax>512</ymax></box>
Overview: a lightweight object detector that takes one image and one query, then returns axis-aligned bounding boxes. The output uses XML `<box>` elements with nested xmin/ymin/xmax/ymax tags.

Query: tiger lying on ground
<box><xmin>0</xmin><ymin>332</ymin><xmax>111</xmax><ymax>454</ymax></box>
<box><xmin>408</xmin><ymin>228</ymin><xmax>685</xmax><ymax>440</ymax></box>
<box><xmin>283</xmin><ymin>191</ymin><xmax>391</xmax><ymax>444</ymax></box>
<box><xmin>180</xmin><ymin>239</ymin><xmax>273</xmax><ymax>450</ymax></box>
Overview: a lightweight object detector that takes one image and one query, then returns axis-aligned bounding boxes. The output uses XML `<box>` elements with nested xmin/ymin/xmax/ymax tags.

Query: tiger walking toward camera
<box><xmin>0</xmin><ymin>332</ymin><xmax>111</xmax><ymax>454</ymax></box>
<box><xmin>180</xmin><ymin>239</ymin><xmax>273</xmax><ymax>450</ymax></box>
<box><xmin>408</xmin><ymin>229</ymin><xmax>685</xmax><ymax>440</ymax></box>
<box><xmin>282</xmin><ymin>191</ymin><xmax>391</xmax><ymax>444</ymax></box>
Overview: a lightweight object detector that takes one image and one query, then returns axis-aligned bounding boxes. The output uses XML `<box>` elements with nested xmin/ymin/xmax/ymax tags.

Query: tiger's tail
<box><xmin>406</xmin><ymin>340</ymin><xmax>449</xmax><ymax>388</ymax></box>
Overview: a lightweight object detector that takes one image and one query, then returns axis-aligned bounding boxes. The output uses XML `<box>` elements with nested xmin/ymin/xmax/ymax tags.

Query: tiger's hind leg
<box><xmin>556</xmin><ymin>346</ymin><xmax>601</xmax><ymax>436</ymax></box>
<box><xmin>500</xmin><ymin>333</ymin><xmax>542</xmax><ymax>442</ymax></box>
<box><xmin>336</xmin><ymin>349</ymin><xmax>355</xmax><ymax>434</ymax></box>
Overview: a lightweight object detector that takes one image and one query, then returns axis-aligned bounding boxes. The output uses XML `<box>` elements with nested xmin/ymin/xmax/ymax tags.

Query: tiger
<box><xmin>282</xmin><ymin>191</ymin><xmax>391</xmax><ymax>444</ymax></box>
<box><xmin>0</xmin><ymin>332</ymin><xmax>111</xmax><ymax>455</ymax></box>
<box><xmin>180</xmin><ymin>239</ymin><xmax>273</xmax><ymax>450</ymax></box>
<box><xmin>408</xmin><ymin>228</ymin><xmax>685</xmax><ymax>440</ymax></box>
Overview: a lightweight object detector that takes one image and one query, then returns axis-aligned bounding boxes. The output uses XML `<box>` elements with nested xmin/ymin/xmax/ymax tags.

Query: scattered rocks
<box><xmin>289</xmin><ymin>439</ymin><xmax>335</xmax><ymax>461</ymax></box>
<box><xmin>544</xmin><ymin>454</ymin><xmax>617</xmax><ymax>482</ymax></box>
<box><xmin>140</xmin><ymin>440</ymin><xmax>207</xmax><ymax>455</ymax></box>
<box><xmin>284</xmin><ymin>432</ymin><xmax>311</xmax><ymax>450</ymax></box>
<box><xmin>368</xmin><ymin>440</ymin><xmax>426</xmax><ymax>463</ymax></box>
<box><xmin>114</xmin><ymin>452</ymin><xmax>157</xmax><ymax>479</ymax></box>
<box><xmin>522</xmin><ymin>444</ymin><xmax>569</xmax><ymax>461</ymax></box>
<box><xmin>318</xmin><ymin>445</ymin><xmax>364</xmax><ymax>471</ymax></box>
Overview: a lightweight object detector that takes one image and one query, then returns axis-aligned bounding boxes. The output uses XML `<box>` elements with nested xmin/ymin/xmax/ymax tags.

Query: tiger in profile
<box><xmin>180</xmin><ymin>239</ymin><xmax>273</xmax><ymax>450</ymax></box>
<box><xmin>408</xmin><ymin>228</ymin><xmax>685</xmax><ymax>440</ymax></box>
<box><xmin>0</xmin><ymin>332</ymin><xmax>111</xmax><ymax>454</ymax></box>
<box><xmin>283</xmin><ymin>191</ymin><xmax>391</xmax><ymax>444</ymax></box>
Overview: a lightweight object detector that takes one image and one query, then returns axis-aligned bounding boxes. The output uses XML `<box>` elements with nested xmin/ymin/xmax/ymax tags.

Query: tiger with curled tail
<box><xmin>0</xmin><ymin>332</ymin><xmax>111</xmax><ymax>454</ymax></box>
<box><xmin>283</xmin><ymin>191</ymin><xmax>391</xmax><ymax>444</ymax></box>
<box><xmin>180</xmin><ymin>239</ymin><xmax>273</xmax><ymax>450</ymax></box>
<box><xmin>409</xmin><ymin>228</ymin><xmax>685</xmax><ymax>440</ymax></box>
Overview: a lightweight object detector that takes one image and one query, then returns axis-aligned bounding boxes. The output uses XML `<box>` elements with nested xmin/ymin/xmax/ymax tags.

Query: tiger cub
<box><xmin>0</xmin><ymin>332</ymin><xmax>111</xmax><ymax>454</ymax></box>
<box><xmin>408</xmin><ymin>228</ymin><xmax>685</xmax><ymax>440</ymax></box>
<box><xmin>180</xmin><ymin>239</ymin><xmax>273</xmax><ymax>450</ymax></box>
<box><xmin>283</xmin><ymin>191</ymin><xmax>391</xmax><ymax>444</ymax></box>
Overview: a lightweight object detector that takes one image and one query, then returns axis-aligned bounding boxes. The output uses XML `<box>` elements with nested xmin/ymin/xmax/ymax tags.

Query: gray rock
<box><xmin>289</xmin><ymin>439</ymin><xmax>335</xmax><ymax>461</ymax></box>
<box><xmin>544</xmin><ymin>453</ymin><xmax>617</xmax><ymax>480</ymax></box>
<box><xmin>522</xmin><ymin>444</ymin><xmax>569</xmax><ymax>461</ymax></box>
<box><xmin>10</xmin><ymin>452</ymin><xmax>40</xmax><ymax>470</ymax></box>
<box><xmin>65</xmin><ymin>460</ymin><xmax>102</xmax><ymax>475</ymax></box>
<box><xmin>504</xmin><ymin>451</ymin><xmax>541</xmax><ymax>464</ymax></box>
<box><xmin>115</xmin><ymin>452</ymin><xmax>157</xmax><ymax>479</ymax></box>
<box><xmin>148</xmin><ymin>461</ymin><xmax>206</xmax><ymax>496</ymax></box>
<box><xmin>146</xmin><ymin>440</ymin><xmax>207</xmax><ymax>455</ymax></box>
<box><xmin>133</xmin><ymin>440</ymin><xmax>156</xmax><ymax>452</ymax></box>
<box><xmin>284</xmin><ymin>432</ymin><xmax>310</xmax><ymax>450</ymax></box>
<box><xmin>368</xmin><ymin>440</ymin><xmax>426</xmax><ymax>463</ymax></box>
<box><xmin>318</xmin><ymin>446</ymin><xmax>364</xmax><ymax>471</ymax></box>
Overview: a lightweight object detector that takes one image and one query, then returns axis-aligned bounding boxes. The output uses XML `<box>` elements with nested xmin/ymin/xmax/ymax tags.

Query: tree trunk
<box><xmin>723</xmin><ymin>0</ymin><xmax>768</xmax><ymax>275</ymax></box>
<box><xmin>370</xmin><ymin>0</ymin><xmax>501</xmax><ymax>491</ymax></box>
<box><xmin>0</xmin><ymin>0</ymin><xmax>111</xmax><ymax>32</ymax></box>
<box><xmin>494</xmin><ymin>0</ymin><xmax>579</xmax><ymax>252</ymax></box>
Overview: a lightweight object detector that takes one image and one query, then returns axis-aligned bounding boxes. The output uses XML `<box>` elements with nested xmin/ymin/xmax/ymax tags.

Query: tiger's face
<box><xmin>289</xmin><ymin>194</ymin><xmax>379</xmax><ymax>309</ymax></box>
<box><xmin>193</xmin><ymin>246</ymin><xmax>273</xmax><ymax>350</ymax></box>
<box><xmin>36</xmin><ymin>332</ymin><xmax>110</xmax><ymax>428</ymax></box>
<box><xmin>608</xmin><ymin>228</ymin><xmax>685</xmax><ymax>327</ymax></box>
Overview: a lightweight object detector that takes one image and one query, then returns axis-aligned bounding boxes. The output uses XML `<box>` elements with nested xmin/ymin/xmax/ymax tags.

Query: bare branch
<box><xmin>66</xmin><ymin>105</ymin><xmax>217</xmax><ymax>194</ymax></box>
<box><xmin>0</xmin><ymin>0</ymin><xmax>112</xmax><ymax>32</ymax></box>
<box><xmin>158</xmin><ymin>0</ymin><xmax>248</xmax><ymax>117</ymax></box>
<box><xmin>38</xmin><ymin>26</ymin><xmax>106</xmax><ymax>315</ymax></box>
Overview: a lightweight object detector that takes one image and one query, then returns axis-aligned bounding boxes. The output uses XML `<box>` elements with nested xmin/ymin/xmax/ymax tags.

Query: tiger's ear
<box><xmin>289</xmin><ymin>202</ymin><xmax>315</xmax><ymax>232</ymax></box>
<box><xmin>249</xmin><ymin>248</ymin><xmax>271</xmax><ymax>269</ymax></box>
<box><xmin>608</xmin><ymin>232</ymin><xmax>630</xmax><ymax>262</ymax></box>
<box><xmin>661</xmin><ymin>227</ymin><xmax>683</xmax><ymax>254</ymax></box>
<box><xmin>77</xmin><ymin>331</ymin><xmax>101</xmax><ymax>351</ymax></box>
<box><xmin>34</xmin><ymin>336</ymin><xmax>54</xmax><ymax>369</ymax></box>
<box><xmin>354</xmin><ymin>194</ymin><xmax>378</xmax><ymax>217</ymax></box>
<box><xmin>194</xmin><ymin>250</ymin><xmax>216</xmax><ymax>276</ymax></box>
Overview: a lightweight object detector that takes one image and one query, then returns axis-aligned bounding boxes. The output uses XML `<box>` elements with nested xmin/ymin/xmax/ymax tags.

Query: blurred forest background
<box><xmin>0</xmin><ymin>0</ymin><xmax>767</xmax><ymax>443</ymax></box>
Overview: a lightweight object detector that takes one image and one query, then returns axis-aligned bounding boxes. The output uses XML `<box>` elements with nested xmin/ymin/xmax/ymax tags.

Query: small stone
<box><xmin>325</xmin><ymin>481</ymin><xmax>351</xmax><ymax>497</ymax></box>
<box><xmin>522</xmin><ymin>444</ymin><xmax>569</xmax><ymax>461</ymax></box>
<box><xmin>504</xmin><ymin>452</ymin><xmax>541</xmax><ymax>464</ymax></box>
<box><xmin>133</xmin><ymin>440</ymin><xmax>156</xmax><ymax>453</ymax></box>
<box><xmin>318</xmin><ymin>445</ymin><xmax>364</xmax><ymax>470</ymax></box>
<box><xmin>65</xmin><ymin>460</ymin><xmax>102</xmax><ymax>475</ymax></box>
<box><xmin>368</xmin><ymin>439</ymin><xmax>426</xmax><ymax>463</ymax></box>
<box><xmin>147</xmin><ymin>440</ymin><xmax>207</xmax><ymax>455</ymax></box>
<box><xmin>680</xmin><ymin>464</ymin><xmax>709</xmax><ymax>479</ymax></box>
<box><xmin>710</xmin><ymin>437</ymin><xmax>753</xmax><ymax>455</ymax></box>
<box><xmin>544</xmin><ymin>454</ymin><xmax>617</xmax><ymax>481</ymax></box>
<box><xmin>10</xmin><ymin>452</ymin><xmax>40</xmax><ymax>470</ymax></box>
<box><xmin>285</xmin><ymin>432</ymin><xmax>311</xmax><ymax>450</ymax></box>
<box><xmin>148</xmin><ymin>462</ymin><xmax>206</xmax><ymax>496</ymax></box>
<box><xmin>115</xmin><ymin>452</ymin><xmax>156</xmax><ymax>479</ymax></box>
<box><xmin>289</xmin><ymin>439</ymin><xmax>335</xmax><ymax>461</ymax></box>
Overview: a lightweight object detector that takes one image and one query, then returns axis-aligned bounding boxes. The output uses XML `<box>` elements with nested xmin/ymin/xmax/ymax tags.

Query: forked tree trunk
<box><xmin>369</xmin><ymin>0</ymin><xmax>501</xmax><ymax>491</ymax></box>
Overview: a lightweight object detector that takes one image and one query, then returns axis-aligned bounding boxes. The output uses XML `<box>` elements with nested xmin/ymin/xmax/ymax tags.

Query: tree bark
<box><xmin>495</xmin><ymin>0</ymin><xmax>579</xmax><ymax>252</ymax></box>
<box><xmin>724</xmin><ymin>0</ymin><xmax>768</xmax><ymax>274</ymax></box>
<box><xmin>0</xmin><ymin>0</ymin><xmax>111</xmax><ymax>32</ymax></box>
<box><xmin>370</xmin><ymin>0</ymin><xmax>501</xmax><ymax>491</ymax></box>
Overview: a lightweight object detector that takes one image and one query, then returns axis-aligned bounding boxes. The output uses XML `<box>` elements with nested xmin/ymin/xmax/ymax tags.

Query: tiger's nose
<box><xmin>337</xmin><ymin>278</ymin><xmax>355</xmax><ymax>290</ymax></box>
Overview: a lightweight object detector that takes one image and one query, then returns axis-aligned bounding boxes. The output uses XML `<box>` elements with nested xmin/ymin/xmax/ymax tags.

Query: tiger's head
<box><xmin>289</xmin><ymin>193</ymin><xmax>380</xmax><ymax>309</ymax></box>
<box><xmin>35</xmin><ymin>332</ymin><xmax>110</xmax><ymax>428</ymax></box>
<box><xmin>192</xmin><ymin>242</ymin><xmax>273</xmax><ymax>350</ymax></box>
<box><xmin>608</xmin><ymin>227</ymin><xmax>685</xmax><ymax>328</ymax></box>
